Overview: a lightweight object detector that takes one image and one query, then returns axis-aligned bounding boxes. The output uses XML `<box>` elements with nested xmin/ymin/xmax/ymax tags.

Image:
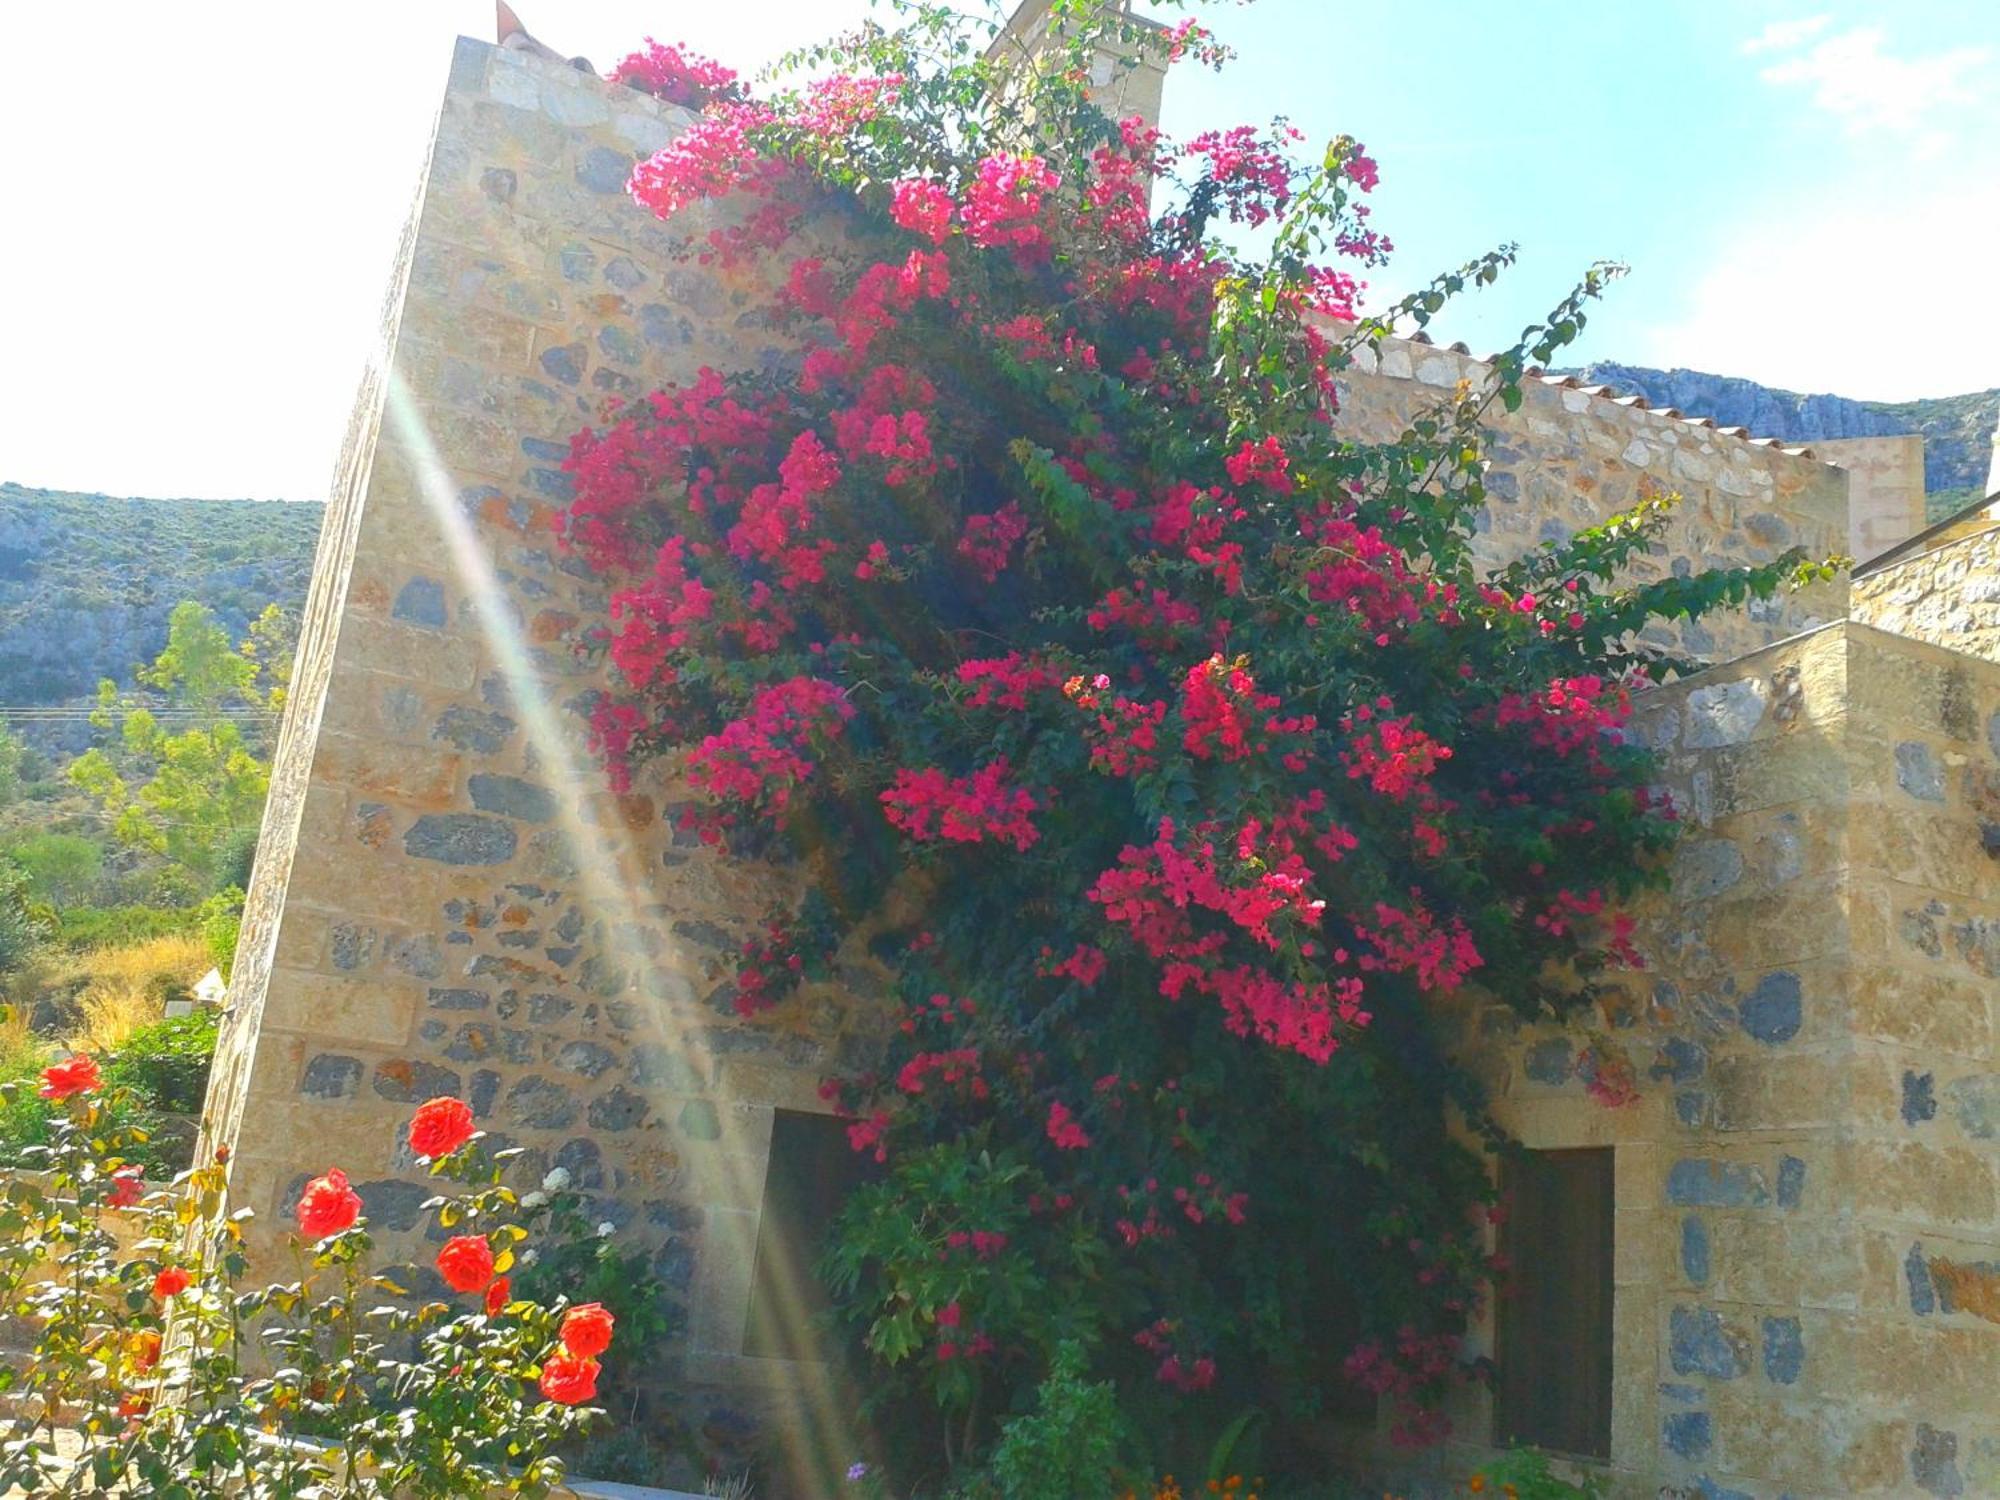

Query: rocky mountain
<box><xmin>1566</xmin><ymin>364</ymin><xmax>2000</xmax><ymax>521</ymax></box>
<box><xmin>0</xmin><ymin>485</ymin><xmax>322</xmax><ymax>749</ymax></box>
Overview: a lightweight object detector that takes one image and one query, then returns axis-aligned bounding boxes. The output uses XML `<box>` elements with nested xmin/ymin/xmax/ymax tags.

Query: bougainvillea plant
<box><xmin>0</xmin><ymin>1063</ymin><xmax>610</xmax><ymax>1496</ymax></box>
<box><xmin>563</xmin><ymin>0</ymin><xmax>1838</xmax><ymax>1474</ymax></box>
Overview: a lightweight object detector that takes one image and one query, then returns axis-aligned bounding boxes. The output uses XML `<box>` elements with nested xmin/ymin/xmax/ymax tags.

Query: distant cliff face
<box><xmin>1567</xmin><ymin>363</ymin><xmax>1999</xmax><ymax>510</ymax></box>
<box><xmin>0</xmin><ymin>485</ymin><xmax>322</xmax><ymax>748</ymax></box>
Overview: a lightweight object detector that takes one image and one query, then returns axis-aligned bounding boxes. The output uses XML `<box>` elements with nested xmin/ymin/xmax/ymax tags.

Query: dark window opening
<box><xmin>743</xmin><ymin>1109</ymin><xmax>882</xmax><ymax>1360</ymax></box>
<box><xmin>1495</xmin><ymin>1146</ymin><xmax>1614</xmax><ymax>1460</ymax></box>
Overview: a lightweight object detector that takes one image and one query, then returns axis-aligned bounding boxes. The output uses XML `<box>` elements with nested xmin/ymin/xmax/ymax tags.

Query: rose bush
<box><xmin>0</xmin><ymin>1062</ymin><xmax>615</xmax><ymax>1496</ymax></box>
<box><xmin>562</xmin><ymin>0</ymin><xmax>1840</xmax><ymax>1479</ymax></box>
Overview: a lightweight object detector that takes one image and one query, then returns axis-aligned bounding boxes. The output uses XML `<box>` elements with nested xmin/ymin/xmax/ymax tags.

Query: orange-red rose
<box><xmin>39</xmin><ymin>1055</ymin><xmax>101</xmax><ymax>1101</ymax></box>
<box><xmin>538</xmin><ymin>1353</ymin><xmax>601</xmax><ymax>1405</ymax></box>
<box><xmin>408</xmin><ymin>1096</ymin><xmax>476</xmax><ymax>1159</ymax></box>
<box><xmin>131</xmin><ymin>1331</ymin><xmax>162</xmax><ymax>1372</ymax></box>
<box><xmin>436</xmin><ymin>1234</ymin><xmax>496</xmax><ymax>1293</ymax></box>
<box><xmin>108</xmin><ymin>1169</ymin><xmax>144</xmax><ymax>1209</ymax></box>
<box><xmin>485</xmin><ymin>1276</ymin><xmax>511</xmax><ymax>1317</ymax></box>
<box><xmin>152</xmin><ymin>1266</ymin><xmax>192</xmax><ymax>1300</ymax></box>
<box><xmin>295</xmin><ymin>1168</ymin><xmax>363</xmax><ymax>1239</ymax></box>
<box><xmin>559</xmin><ymin>1302</ymin><xmax>616</xmax><ymax>1358</ymax></box>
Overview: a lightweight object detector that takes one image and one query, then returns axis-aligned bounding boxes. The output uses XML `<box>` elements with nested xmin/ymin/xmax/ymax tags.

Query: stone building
<box><xmin>202</xmin><ymin>19</ymin><xmax>2000</xmax><ymax>1498</ymax></box>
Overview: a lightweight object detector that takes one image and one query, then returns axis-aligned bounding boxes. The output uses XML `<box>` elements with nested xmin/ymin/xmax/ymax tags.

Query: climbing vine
<box><xmin>563</xmin><ymin>1</ymin><xmax>1837</xmax><ymax>1476</ymax></box>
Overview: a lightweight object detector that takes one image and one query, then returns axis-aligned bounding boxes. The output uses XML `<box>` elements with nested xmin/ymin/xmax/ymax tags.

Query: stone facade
<box><xmin>1854</xmin><ymin>513</ymin><xmax>2000</xmax><ymax>661</ymax></box>
<box><xmin>1811</xmin><ymin>436</ymin><xmax>1927</xmax><ymax>563</ymax></box>
<box><xmin>207</xmin><ymin>29</ymin><xmax>2000</xmax><ymax>1499</ymax></box>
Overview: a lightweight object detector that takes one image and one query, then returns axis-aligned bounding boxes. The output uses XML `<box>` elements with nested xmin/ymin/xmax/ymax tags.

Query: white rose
<box><xmin>542</xmin><ymin>1167</ymin><xmax>572</xmax><ymax>1192</ymax></box>
<box><xmin>520</xmin><ymin>1191</ymin><xmax>549</xmax><ymax>1210</ymax></box>
<box><xmin>520</xmin><ymin>1248</ymin><xmax>538</xmax><ymax>1266</ymax></box>
<box><xmin>596</xmin><ymin>1220</ymin><xmax>617</xmax><ymax>1238</ymax></box>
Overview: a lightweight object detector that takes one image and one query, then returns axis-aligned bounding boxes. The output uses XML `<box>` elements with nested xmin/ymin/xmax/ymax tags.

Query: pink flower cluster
<box><xmin>685</xmin><ymin>677</ymin><xmax>853</xmax><ymax>812</ymax></box>
<box><xmin>608</xmin><ymin>38</ymin><xmax>738</xmax><ymax>108</ymax></box>
<box><xmin>880</xmin><ymin>760</ymin><xmax>1042</xmax><ymax>851</ymax></box>
<box><xmin>962</xmin><ymin>153</ymin><xmax>1061</xmax><ymax>258</ymax></box>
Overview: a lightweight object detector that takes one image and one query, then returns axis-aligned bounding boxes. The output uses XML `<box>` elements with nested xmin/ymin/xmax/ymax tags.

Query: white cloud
<box><xmin>1633</xmin><ymin>176</ymin><xmax>2000</xmax><ymax>401</ymax></box>
<box><xmin>1758</xmin><ymin>25</ymin><xmax>1990</xmax><ymax>139</ymax></box>
<box><xmin>1741</xmin><ymin>15</ymin><xmax>1829</xmax><ymax>55</ymax></box>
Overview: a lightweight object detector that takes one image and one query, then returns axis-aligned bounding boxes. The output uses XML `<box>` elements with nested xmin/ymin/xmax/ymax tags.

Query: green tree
<box><xmin>69</xmin><ymin>602</ymin><xmax>273</xmax><ymax>887</ymax></box>
<box><xmin>240</xmin><ymin>602</ymin><xmax>300</xmax><ymax>714</ymax></box>
<box><xmin>0</xmin><ymin>726</ymin><xmax>26</xmax><ymax>808</ymax></box>
<box><xmin>4</xmin><ymin>833</ymin><xmax>103</xmax><ymax>908</ymax></box>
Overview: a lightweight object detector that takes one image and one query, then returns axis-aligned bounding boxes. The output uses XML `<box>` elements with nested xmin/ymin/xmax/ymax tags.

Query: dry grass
<box><xmin>64</xmin><ymin>934</ymin><xmax>211</xmax><ymax>1054</ymax></box>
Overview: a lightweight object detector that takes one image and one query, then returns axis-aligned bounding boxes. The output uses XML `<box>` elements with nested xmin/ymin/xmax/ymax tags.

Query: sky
<box><xmin>1</xmin><ymin>1</ymin><xmax>1994</xmax><ymax>503</ymax></box>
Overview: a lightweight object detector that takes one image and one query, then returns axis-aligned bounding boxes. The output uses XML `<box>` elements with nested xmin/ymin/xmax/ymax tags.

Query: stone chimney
<box><xmin>988</xmin><ymin>0</ymin><xmax>1168</xmax><ymax>134</ymax></box>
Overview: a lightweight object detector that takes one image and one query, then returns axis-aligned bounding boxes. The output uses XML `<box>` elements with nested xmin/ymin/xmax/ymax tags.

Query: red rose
<box><xmin>408</xmin><ymin>1097</ymin><xmax>476</xmax><ymax>1160</ymax></box>
<box><xmin>152</xmin><ymin>1266</ymin><xmax>191</xmax><ymax>1300</ymax></box>
<box><xmin>559</xmin><ymin>1302</ymin><xmax>615</xmax><ymax>1358</ymax></box>
<box><xmin>538</xmin><ymin>1353</ymin><xmax>601</xmax><ymax>1405</ymax></box>
<box><xmin>108</xmin><ymin>1169</ymin><xmax>144</xmax><ymax>1209</ymax></box>
<box><xmin>39</xmin><ymin>1055</ymin><xmax>101</xmax><ymax>1101</ymax></box>
<box><xmin>485</xmin><ymin>1276</ymin><xmax>511</xmax><ymax>1317</ymax></box>
<box><xmin>295</xmin><ymin>1168</ymin><xmax>363</xmax><ymax>1239</ymax></box>
<box><xmin>132</xmin><ymin>1331</ymin><xmax>162</xmax><ymax>1371</ymax></box>
<box><xmin>435</xmin><ymin>1234</ymin><xmax>495</xmax><ymax>1293</ymax></box>
<box><xmin>118</xmin><ymin>1393</ymin><xmax>150</xmax><ymax>1419</ymax></box>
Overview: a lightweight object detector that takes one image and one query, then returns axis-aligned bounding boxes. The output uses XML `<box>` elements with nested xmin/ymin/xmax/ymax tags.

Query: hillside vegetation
<box><xmin>0</xmin><ymin>485</ymin><xmax>321</xmax><ymax>740</ymax></box>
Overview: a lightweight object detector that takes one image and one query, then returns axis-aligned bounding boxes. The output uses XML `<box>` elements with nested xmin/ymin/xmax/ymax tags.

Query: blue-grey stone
<box><xmin>555</xmin><ymin>1040</ymin><xmax>617</xmax><ymax>1078</ymax></box>
<box><xmin>371</xmin><ymin>1060</ymin><xmax>462</xmax><ymax>1103</ymax></box>
<box><xmin>1675</xmin><ymin>1090</ymin><xmax>1711</xmax><ymax>1127</ymax></box>
<box><xmin>576</xmin><ymin>145</ymin><xmax>634</xmax><ymax>193</ymax></box>
<box><xmin>1659</xmin><ymin>1382</ymin><xmax>1704</xmax><ymax>1405</ymax></box>
<box><xmin>554</xmin><ymin>1137</ymin><xmax>604</xmax><ymax>1189</ymax></box>
<box><xmin>469</xmin><ymin>1069</ymin><xmax>500</xmax><ymax>1118</ymax></box>
<box><xmin>539</xmin><ymin>342</ymin><xmax>586</xmax><ymax>385</ymax></box>
<box><xmin>631</xmin><ymin>1044</ymin><xmax>703</xmax><ymax>1094</ymax></box>
<box><xmin>1988</xmin><ymin>709</ymin><xmax>2000</xmax><ymax>762</ymax></box>
<box><xmin>1652</xmin><ymin>1037</ymin><xmax>1708</xmax><ymax>1083</ymax></box>
<box><xmin>558</xmin><ymin>243</ymin><xmax>597</xmax><ymax>282</ymax></box>
<box><xmin>467</xmin><ymin>773</ymin><xmax>557</xmax><ymax>823</ymax></box>
<box><xmin>1908</xmin><ymin>1242</ymin><xmax>1936</xmax><ymax>1314</ymax></box>
<box><xmin>479</xmin><ymin>167</ymin><xmax>516</xmax><ymax>203</ymax></box>
<box><xmin>300</xmin><ymin>1053</ymin><xmax>362</xmax><ymax>1100</ymax></box>
<box><xmin>427</xmin><ymin>987</ymin><xmax>488</xmax><ymax>1011</ymax></box>
<box><xmin>1739</xmin><ymin>970</ymin><xmax>1802</xmax><ymax>1043</ymax></box>
<box><xmin>1669</xmin><ymin>1305</ymin><xmax>1747</xmax><ymax>1379</ymax></box>
<box><xmin>527</xmin><ymin>466</ymin><xmax>575</xmax><ymax>500</ymax></box>
<box><xmin>1663</xmin><ymin>1410</ymin><xmax>1712</xmax><ymax>1460</ymax></box>
<box><xmin>388</xmin><ymin>934</ymin><xmax>444</xmax><ymax>980</ymax></box>
<box><xmin>598</xmin><ymin>324</ymin><xmax>645</xmax><ymax>366</ymax></box>
<box><xmin>405</xmin><ymin>814</ymin><xmax>517</xmax><ymax>866</ymax></box>
<box><xmin>1912</xmin><ymin>1424</ymin><xmax>1964</xmax><ymax>1497</ymax></box>
<box><xmin>589</xmin><ymin>1086</ymin><xmax>649</xmax><ymax>1131</ymax></box>
<box><xmin>1684</xmin><ymin>679</ymin><xmax>1766</xmax><ymax>748</ymax></box>
<box><xmin>520</xmin><ymin>436</ymin><xmax>569</xmax><ymax>461</ymax></box>
<box><xmin>1761</xmin><ymin>1316</ymin><xmax>1803</xmax><ymax>1384</ymax></box>
<box><xmin>330</xmin><ymin>923</ymin><xmax>375</xmax><ymax>972</ymax></box>
<box><xmin>1903</xmin><ymin>1070</ymin><xmax>1939</xmax><ymax>1125</ymax></box>
<box><xmin>1674</xmin><ymin>839</ymin><xmax>1744</xmax><ymax>900</ymax></box>
<box><xmin>604</xmin><ymin>255</ymin><xmax>647</xmax><ymax>290</ymax></box>
<box><xmin>1943</xmin><ymin>1074</ymin><xmax>2000</xmax><ymax>1139</ymax></box>
<box><xmin>1695</xmin><ymin>1481</ymin><xmax>1751</xmax><ymax>1500</ymax></box>
<box><xmin>1524</xmin><ymin>1039</ymin><xmax>1572</xmax><ymax>1085</ymax></box>
<box><xmin>1896</xmin><ymin>741</ymin><xmax>1945</xmax><ymax>802</ymax></box>
<box><xmin>392</xmin><ymin>576</ymin><xmax>448</xmax><ymax>628</ymax></box>
<box><xmin>433</xmin><ymin>706</ymin><xmax>518</xmax><ymax>754</ymax></box>
<box><xmin>1668</xmin><ymin>1158</ymin><xmax>1770</xmax><ymax>1208</ymax></box>
<box><xmin>678</xmin><ymin>1099</ymin><xmax>721</xmax><ymax>1141</ymax></box>
<box><xmin>652</xmin><ymin>1236</ymin><xmax>697</xmax><ymax>1291</ymax></box>
<box><xmin>639</xmin><ymin>303</ymin><xmax>692</xmax><ymax>349</ymax></box>
<box><xmin>353</xmin><ymin>1179</ymin><xmax>432</xmax><ymax>1233</ymax></box>
<box><xmin>506</xmin><ymin>1076</ymin><xmax>577</xmax><ymax>1130</ymax></box>
<box><xmin>1777</xmin><ymin>1154</ymin><xmax>1806</xmax><ymax>1209</ymax></box>
<box><xmin>1681</xmin><ymin>1216</ymin><xmax>1711</xmax><ymax>1284</ymax></box>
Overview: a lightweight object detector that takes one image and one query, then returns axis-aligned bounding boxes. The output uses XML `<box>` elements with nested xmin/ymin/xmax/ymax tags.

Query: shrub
<box><xmin>104</xmin><ymin>1008</ymin><xmax>221</xmax><ymax>1115</ymax></box>
<box><xmin>0</xmin><ymin>1067</ymin><xmax>625</xmax><ymax>1496</ymax></box>
<box><xmin>980</xmin><ymin>1342</ymin><xmax>1128</xmax><ymax>1499</ymax></box>
<box><xmin>53</xmin><ymin>902</ymin><xmax>202</xmax><ymax>953</ymax></box>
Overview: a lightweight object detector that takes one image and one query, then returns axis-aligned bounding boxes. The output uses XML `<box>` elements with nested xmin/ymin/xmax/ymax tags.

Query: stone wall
<box><xmin>209</xmin><ymin>31</ymin><xmax>1984</xmax><ymax>1496</ymax></box>
<box><xmin>1854</xmin><ymin>516</ymin><xmax>2000</xmax><ymax>660</ymax></box>
<box><xmin>1811</xmin><ymin>435</ymin><xmax>1927</xmax><ymax>564</ymax></box>
<box><xmin>1334</xmin><ymin>342</ymin><xmax>1849</xmax><ymax>667</ymax></box>
<box><xmin>1412</xmin><ymin>622</ymin><xmax>2000</xmax><ymax>1498</ymax></box>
